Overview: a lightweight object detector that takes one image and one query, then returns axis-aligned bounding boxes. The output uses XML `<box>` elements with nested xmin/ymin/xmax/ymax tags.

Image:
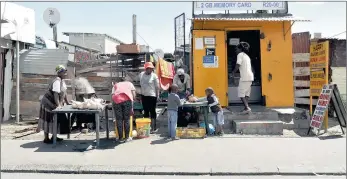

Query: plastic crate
<box><xmin>176</xmin><ymin>127</ymin><xmax>206</xmax><ymax>139</ymax></box>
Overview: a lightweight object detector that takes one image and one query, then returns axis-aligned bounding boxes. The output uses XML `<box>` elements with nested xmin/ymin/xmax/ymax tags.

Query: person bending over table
<box><xmin>112</xmin><ymin>79</ymin><xmax>136</xmax><ymax>143</ymax></box>
<box><xmin>36</xmin><ymin>65</ymin><xmax>70</xmax><ymax>144</ymax></box>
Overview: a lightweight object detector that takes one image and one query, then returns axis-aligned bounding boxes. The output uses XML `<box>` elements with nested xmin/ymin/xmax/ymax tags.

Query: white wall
<box><xmin>104</xmin><ymin>38</ymin><xmax>119</xmax><ymax>54</ymax></box>
<box><xmin>69</xmin><ymin>35</ymin><xmax>105</xmax><ymax>53</ymax></box>
<box><xmin>68</xmin><ymin>35</ymin><xmax>120</xmax><ymax>54</ymax></box>
<box><xmin>1</xmin><ymin>2</ymin><xmax>35</xmax><ymax>44</ymax></box>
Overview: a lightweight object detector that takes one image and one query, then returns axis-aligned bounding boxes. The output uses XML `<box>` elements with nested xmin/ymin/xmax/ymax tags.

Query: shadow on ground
<box><xmin>19</xmin><ymin>138</ymin><xmax>120</xmax><ymax>152</ymax></box>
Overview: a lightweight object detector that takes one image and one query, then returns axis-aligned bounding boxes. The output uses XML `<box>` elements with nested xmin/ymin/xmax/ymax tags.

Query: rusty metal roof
<box><xmin>191</xmin><ymin>14</ymin><xmax>310</xmax><ymax>22</ymax></box>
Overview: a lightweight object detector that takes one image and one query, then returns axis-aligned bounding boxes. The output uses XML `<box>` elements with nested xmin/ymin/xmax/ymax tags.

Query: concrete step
<box><xmin>231</xmin><ymin>120</ymin><xmax>283</xmax><ymax>135</ymax></box>
<box><xmin>225</xmin><ymin>111</ymin><xmax>283</xmax><ymax>135</ymax></box>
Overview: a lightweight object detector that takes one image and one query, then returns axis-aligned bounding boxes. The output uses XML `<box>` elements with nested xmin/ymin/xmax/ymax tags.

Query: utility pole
<box><xmin>53</xmin><ymin>25</ymin><xmax>58</xmax><ymax>47</ymax></box>
<box><xmin>132</xmin><ymin>14</ymin><xmax>137</xmax><ymax>44</ymax></box>
<box><xmin>16</xmin><ymin>35</ymin><xmax>20</xmax><ymax>123</ymax></box>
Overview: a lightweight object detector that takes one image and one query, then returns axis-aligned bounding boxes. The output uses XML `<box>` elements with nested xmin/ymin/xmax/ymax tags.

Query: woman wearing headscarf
<box><xmin>173</xmin><ymin>68</ymin><xmax>191</xmax><ymax>99</ymax></box>
<box><xmin>112</xmin><ymin>79</ymin><xmax>136</xmax><ymax>142</ymax></box>
<box><xmin>139</xmin><ymin>62</ymin><xmax>160</xmax><ymax>133</ymax></box>
<box><xmin>36</xmin><ymin>65</ymin><xmax>70</xmax><ymax>144</ymax></box>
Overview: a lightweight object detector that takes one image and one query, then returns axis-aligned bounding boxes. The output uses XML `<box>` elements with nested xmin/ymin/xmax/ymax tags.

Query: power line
<box><xmin>136</xmin><ymin>32</ymin><xmax>155</xmax><ymax>52</ymax></box>
<box><xmin>328</xmin><ymin>31</ymin><xmax>346</xmax><ymax>38</ymax></box>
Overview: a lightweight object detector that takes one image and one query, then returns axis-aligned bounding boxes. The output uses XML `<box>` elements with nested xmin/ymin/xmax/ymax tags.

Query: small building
<box><xmin>1</xmin><ymin>2</ymin><xmax>35</xmax><ymax>121</ymax></box>
<box><xmin>190</xmin><ymin>1</ymin><xmax>310</xmax><ymax>107</ymax></box>
<box><xmin>63</xmin><ymin>32</ymin><xmax>124</xmax><ymax>54</ymax></box>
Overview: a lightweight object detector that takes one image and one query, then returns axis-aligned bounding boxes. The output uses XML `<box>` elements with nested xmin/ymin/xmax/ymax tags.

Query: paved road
<box><xmin>1</xmin><ymin>137</ymin><xmax>346</xmax><ymax>175</ymax></box>
<box><xmin>1</xmin><ymin>173</ymin><xmax>345</xmax><ymax>179</ymax></box>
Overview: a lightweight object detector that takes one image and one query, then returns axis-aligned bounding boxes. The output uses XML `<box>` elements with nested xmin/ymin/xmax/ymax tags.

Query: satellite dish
<box><xmin>43</xmin><ymin>8</ymin><xmax>60</xmax><ymax>28</ymax></box>
<box><xmin>153</xmin><ymin>49</ymin><xmax>164</xmax><ymax>62</ymax></box>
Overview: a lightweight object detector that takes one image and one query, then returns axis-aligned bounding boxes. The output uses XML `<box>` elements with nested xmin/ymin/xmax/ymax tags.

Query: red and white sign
<box><xmin>309</xmin><ymin>84</ymin><xmax>334</xmax><ymax>130</ymax></box>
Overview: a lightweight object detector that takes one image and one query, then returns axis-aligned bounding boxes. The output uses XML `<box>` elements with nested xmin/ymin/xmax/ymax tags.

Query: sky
<box><xmin>15</xmin><ymin>1</ymin><xmax>347</xmax><ymax>53</ymax></box>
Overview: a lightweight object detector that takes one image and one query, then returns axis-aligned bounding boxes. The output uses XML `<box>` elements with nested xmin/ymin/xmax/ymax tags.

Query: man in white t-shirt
<box><xmin>231</xmin><ymin>42</ymin><xmax>254</xmax><ymax>114</ymax></box>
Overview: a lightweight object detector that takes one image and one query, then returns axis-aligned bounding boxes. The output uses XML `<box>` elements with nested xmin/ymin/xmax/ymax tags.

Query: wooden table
<box><xmin>52</xmin><ymin>105</ymin><xmax>108</xmax><ymax>147</ymax></box>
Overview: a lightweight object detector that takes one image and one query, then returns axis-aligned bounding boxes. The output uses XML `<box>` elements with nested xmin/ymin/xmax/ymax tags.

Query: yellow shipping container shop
<box><xmin>190</xmin><ymin>4</ymin><xmax>309</xmax><ymax>107</ymax></box>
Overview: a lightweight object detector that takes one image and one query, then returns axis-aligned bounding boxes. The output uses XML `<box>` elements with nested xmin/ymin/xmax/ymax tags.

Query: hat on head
<box><xmin>55</xmin><ymin>65</ymin><xmax>67</xmax><ymax>73</ymax></box>
<box><xmin>144</xmin><ymin>62</ymin><xmax>154</xmax><ymax>69</ymax></box>
<box><xmin>177</xmin><ymin>68</ymin><xmax>185</xmax><ymax>76</ymax></box>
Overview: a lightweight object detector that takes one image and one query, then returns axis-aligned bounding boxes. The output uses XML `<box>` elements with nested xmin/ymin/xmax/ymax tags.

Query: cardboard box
<box><xmin>116</xmin><ymin>44</ymin><xmax>140</xmax><ymax>54</ymax></box>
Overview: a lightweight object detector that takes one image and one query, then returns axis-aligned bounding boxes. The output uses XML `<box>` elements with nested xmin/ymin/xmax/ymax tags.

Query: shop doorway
<box><xmin>226</xmin><ymin>30</ymin><xmax>262</xmax><ymax>105</ymax></box>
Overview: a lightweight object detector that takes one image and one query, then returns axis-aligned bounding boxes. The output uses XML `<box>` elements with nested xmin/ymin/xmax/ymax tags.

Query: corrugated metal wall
<box><xmin>16</xmin><ymin>49</ymin><xmax>69</xmax><ymax>75</ymax></box>
<box><xmin>292</xmin><ymin>32</ymin><xmax>310</xmax><ymax>53</ymax></box>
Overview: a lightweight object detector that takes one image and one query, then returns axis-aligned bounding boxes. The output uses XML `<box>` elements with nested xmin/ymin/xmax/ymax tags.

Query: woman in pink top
<box><xmin>112</xmin><ymin>80</ymin><xmax>136</xmax><ymax>143</ymax></box>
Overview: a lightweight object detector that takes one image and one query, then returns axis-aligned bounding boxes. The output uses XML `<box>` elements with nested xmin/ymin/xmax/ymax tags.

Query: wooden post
<box><xmin>324</xmin><ymin>42</ymin><xmax>330</xmax><ymax>132</ymax></box>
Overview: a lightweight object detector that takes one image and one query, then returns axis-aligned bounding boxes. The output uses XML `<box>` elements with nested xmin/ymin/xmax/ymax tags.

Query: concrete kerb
<box><xmin>1</xmin><ymin>164</ymin><xmax>346</xmax><ymax>176</ymax></box>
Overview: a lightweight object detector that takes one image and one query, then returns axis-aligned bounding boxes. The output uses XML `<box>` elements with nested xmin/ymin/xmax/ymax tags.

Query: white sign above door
<box><xmin>194</xmin><ymin>1</ymin><xmax>286</xmax><ymax>11</ymax></box>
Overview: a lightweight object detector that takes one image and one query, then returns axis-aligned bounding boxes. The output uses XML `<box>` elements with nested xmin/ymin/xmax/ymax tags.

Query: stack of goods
<box><xmin>116</xmin><ymin>43</ymin><xmax>140</xmax><ymax>54</ymax></box>
<box><xmin>176</xmin><ymin>127</ymin><xmax>206</xmax><ymax>138</ymax></box>
<box><xmin>71</xmin><ymin>97</ymin><xmax>106</xmax><ymax>110</ymax></box>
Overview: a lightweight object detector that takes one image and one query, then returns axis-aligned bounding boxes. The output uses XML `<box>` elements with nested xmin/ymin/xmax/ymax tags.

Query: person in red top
<box><xmin>112</xmin><ymin>80</ymin><xmax>136</xmax><ymax>143</ymax></box>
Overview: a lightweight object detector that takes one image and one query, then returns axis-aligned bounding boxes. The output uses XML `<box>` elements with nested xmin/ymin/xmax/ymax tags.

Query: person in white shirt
<box><xmin>36</xmin><ymin>65</ymin><xmax>70</xmax><ymax>144</ymax></box>
<box><xmin>139</xmin><ymin>62</ymin><xmax>160</xmax><ymax>133</ymax></box>
<box><xmin>231</xmin><ymin>42</ymin><xmax>254</xmax><ymax>114</ymax></box>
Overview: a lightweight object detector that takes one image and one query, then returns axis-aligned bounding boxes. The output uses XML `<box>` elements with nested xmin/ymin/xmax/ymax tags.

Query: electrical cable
<box><xmin>328</xmin><ymin>31</ymin><xmax>346</xmax><ymax>38</ymax></box>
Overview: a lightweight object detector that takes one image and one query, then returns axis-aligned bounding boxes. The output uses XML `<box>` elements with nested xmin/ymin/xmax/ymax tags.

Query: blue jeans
<box><xmin>167</xmin><ymin>110</ymin><xmax>178</xmax><ymax>138</ymax></box>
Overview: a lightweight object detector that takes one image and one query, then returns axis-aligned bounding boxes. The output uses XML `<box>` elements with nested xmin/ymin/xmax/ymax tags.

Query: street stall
<box><xmin>51</xmin><ymin>104</ymin><xmax>109</xmax><ymax>147</ymax></box>
<box><xmin>176</xmin><ymin>100</ymin><xmax>209</xmax><ymax>138</ymax></box>
<box><xmin>52</xmin><ymin>98</ymin><xmax>109</xmax><ymax>147</ymax></box>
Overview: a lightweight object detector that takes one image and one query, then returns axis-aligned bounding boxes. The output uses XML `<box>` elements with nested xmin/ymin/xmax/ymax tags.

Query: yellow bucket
<box><xmin>114</xmin><ymin>116</ymin><xmax>133</xmax><ymax>139</ymax></box>
<box><xmin>135</xmin><ymin>118</ymin><xmax>151</xmax><ymax>138</ymax></box>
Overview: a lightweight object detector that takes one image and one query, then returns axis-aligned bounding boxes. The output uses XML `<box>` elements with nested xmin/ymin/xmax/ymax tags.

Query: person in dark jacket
<box><xmin>204</xmin><ymin>87</ymin><xmax>225</xmax><ymax>136</ymax></box>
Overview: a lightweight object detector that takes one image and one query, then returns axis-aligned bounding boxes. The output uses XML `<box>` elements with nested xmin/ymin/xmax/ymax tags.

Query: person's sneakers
<box><xmin>125</xmin><ymin>137</ymin><xmax>133</xmax><ymax>142</ymax></box>
<box><xmin>171</xmin><ymin>137</ymin><xmax>180</xmax><ymax>140</ymax></box>
<box><xmin>240</xmin><ymin>108</ymin><xmax>251</xmax><ymax>115</ymax></box>
<box><xmin>150</xmin><ymin>129</ymin><xmax>158</xmax><ymax>134</ymax></box>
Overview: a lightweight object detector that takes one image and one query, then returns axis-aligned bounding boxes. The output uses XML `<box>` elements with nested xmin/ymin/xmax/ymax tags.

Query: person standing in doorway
<box><xmin>139</xmin><ymin>62</ymin><xmax>160</xmax><ymax>133</ymax></box>
<box><xmin>231</xmin><ymin>42</ymin><xmax>254</xmax><ymax>114</ymax></box>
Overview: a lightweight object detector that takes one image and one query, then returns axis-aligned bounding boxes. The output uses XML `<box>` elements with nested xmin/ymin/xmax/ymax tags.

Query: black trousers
<box><xmin>113</xmin><ymin>100</ymin><xmax>132</xmax><ymax>139</ymax></box>
<box><xmin>141</xmin><ymin>95</ymin><xmax>157</xmax><ymax>130</ymax></box>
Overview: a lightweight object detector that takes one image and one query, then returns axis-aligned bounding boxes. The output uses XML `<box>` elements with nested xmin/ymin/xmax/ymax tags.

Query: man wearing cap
<box><xmin>173</xmin><ymin>68</ymin><xmax>191</xmax><ymax>99</ymax></box>
<box><xmin>139</xmin><ymin>62</ymin><xmax>160</xmax><ymax>133</ymax></box>
<box><xmin>231</xmin><ymin>42</ymin><xmax>254</xmax><ymax>114</ymax></box>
